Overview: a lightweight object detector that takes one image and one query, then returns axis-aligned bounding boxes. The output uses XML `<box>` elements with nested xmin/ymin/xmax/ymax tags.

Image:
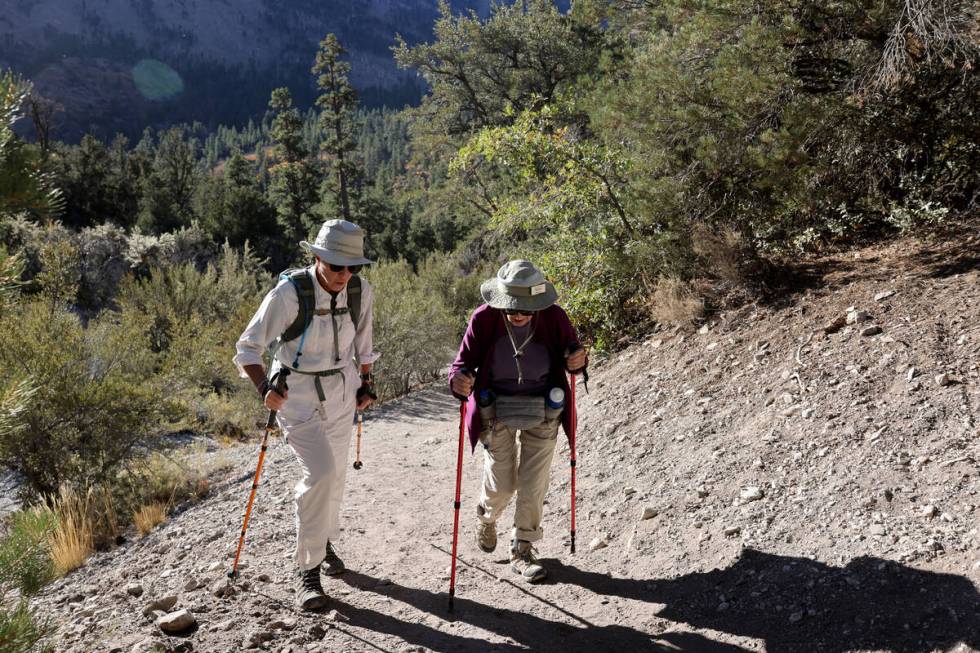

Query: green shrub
<box><xmin>0</xmin><ymin>295</ymin><xmax>171</xmax><ymax>497</ymax></box>
<box><xmin>0</xmin><ymin>508</ymin><xmax>56</xmax><ymax>596</ymax></box>
<box><xmin>416</xmin><ymin>252</ymin><xmax>491</xmax><ymax>338</ymax></box>
<box><xmin>366</xmin><ymin>260</ymin><xmax>458</xmax><ymax>399</ymax></box>
<box><xmin>0</xmin><ymin>601</ymin><xmax>51</xmax><ymax>653</ymax></box>
<box><xmin>114</xmin><ymin>242</ymin><xmax>267</xmax><ymax>433</ymax></box>
<box><xmin>76</xmin><ymin>223</ymin><xmax>129</xmax><ymax>311</ymax></box>
<box><xmin>0</xmin><ymin>505</ymin><xmax>54</xmax><ymax>653</ymax></box>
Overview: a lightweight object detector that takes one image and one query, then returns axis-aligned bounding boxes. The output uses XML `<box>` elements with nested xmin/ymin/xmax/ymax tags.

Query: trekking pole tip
<box><xmin>353</xmin><ymin>461</ymin><xmax>363</xmax><ymax>470</ymax></box>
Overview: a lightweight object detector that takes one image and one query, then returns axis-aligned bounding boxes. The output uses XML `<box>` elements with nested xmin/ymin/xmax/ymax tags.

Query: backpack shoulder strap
<box><xmin>347</xmin><ymin>275</ymin><xmax>362</xmax><ymax>331</ymax></box>
<box><xmin>280</xmin><ymin>268</ymin><xmax>316</xmax><ymax>343</ymax></box>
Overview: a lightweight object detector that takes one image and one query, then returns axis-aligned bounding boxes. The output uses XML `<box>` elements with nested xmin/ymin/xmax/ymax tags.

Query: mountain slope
<box><xmin>0</xmin><ymin>0</ymin><xmax>494</xmax><ymax>140</ymax></box>
<box><xmin>29</xmin><ymin>233</ymin><xmax>980</xmax><ymax>652</ymax></box>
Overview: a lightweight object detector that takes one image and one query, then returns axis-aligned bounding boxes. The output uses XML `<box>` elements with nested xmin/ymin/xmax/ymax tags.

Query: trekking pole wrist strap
<box><xmin>256</xmin><ymin>378</ymin><xmax>270</xmax><ymax>398</ymax></box>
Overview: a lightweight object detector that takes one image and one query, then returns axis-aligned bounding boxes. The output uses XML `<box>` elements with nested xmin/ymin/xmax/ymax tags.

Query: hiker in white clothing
<box><xmin>233</xmin><ymin>219</ymin><xmax>379</xmax><ymax>610</ymax></box>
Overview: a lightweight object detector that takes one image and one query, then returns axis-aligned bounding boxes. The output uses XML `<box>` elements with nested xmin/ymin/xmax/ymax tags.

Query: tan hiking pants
<box><xmin>477</xmin><ymin>417</ymin><xmax>560</xmax><ymax>543</ymax></box>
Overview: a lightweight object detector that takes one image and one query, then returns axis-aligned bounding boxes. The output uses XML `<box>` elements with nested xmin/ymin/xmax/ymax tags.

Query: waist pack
<box><xmin>493</xmin><ymin>395</ymin><xmax>547</xmax><ymax>430</ymax></box>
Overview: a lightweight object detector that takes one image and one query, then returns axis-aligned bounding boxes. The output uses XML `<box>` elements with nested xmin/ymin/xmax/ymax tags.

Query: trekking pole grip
<box><xmin>262</xmin><ymin>369</ymin><xmax>290</xmax><ymax>428</ymax></box>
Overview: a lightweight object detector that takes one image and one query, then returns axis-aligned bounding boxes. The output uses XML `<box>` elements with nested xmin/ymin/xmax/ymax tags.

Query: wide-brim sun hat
<box><xmin>300</xmin><ymin>219</ymin><xmax>373</xmax><ymax>267</ymax></box>
<box><xmin>480</xmin><ymin>260</ymin><xmax>558</xmax><ymax>312</ymax></box>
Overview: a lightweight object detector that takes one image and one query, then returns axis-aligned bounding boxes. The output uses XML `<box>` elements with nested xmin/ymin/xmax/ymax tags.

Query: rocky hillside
<box><xmin>29</xmin><ymin>233</ymin><xmax>979</xmax><ymax>652</ymax></box>
<box><xmin>0</xmin><ymin>0</ymin><xmax>496</xmax><ymax>140</ymax></box>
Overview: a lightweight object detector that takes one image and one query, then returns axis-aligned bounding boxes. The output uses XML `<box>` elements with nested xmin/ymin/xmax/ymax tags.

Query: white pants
<box><xmin>275</xmin><ymin>365</ymin><xmax>357</xmax><ymax>571</ymax></box>
<box><xmin>477</xmin><ymin>417</ymin><xmax>560</xmax><ymax>543</ymax></box>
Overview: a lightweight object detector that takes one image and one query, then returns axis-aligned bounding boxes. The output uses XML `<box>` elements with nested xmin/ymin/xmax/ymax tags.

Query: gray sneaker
<box><xmin>476</xmin><ymin>521</ymin><xmax>497</xmax><ymax>553</ymax></box>
<box><xmin>295</xmin><ymin>566</ymin><xmax>328</xmax><ymax>611</ymax></box>
<box><xmin>510</xmin><ymin>540</ymin><xmax>547</xmax><ymax>583</ymax></box>
<box><xmin>323</xmin><ymin>541</ymin><xmax>346</xmax><ymax>575</ymax></box>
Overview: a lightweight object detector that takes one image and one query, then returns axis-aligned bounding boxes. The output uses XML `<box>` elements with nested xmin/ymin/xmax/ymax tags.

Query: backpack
<box><xmin>273</xmin><ymin>268</ymin><xmax>362</xmax><ymax>368</ymax></box>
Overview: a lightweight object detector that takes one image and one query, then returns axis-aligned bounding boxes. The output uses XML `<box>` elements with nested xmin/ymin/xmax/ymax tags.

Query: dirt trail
<box><xmin>31</xmin><ymin>234</ymin><xmax>980</xmax><ymax>652</ymax></box>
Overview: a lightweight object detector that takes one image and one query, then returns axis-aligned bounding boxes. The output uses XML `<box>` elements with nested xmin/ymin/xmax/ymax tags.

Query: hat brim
<box><xmin>301</xmin><ymin>241</ymin><xmax>373</xmax><ymax>267</ymax></box>
<box><xmin>480</xmin><ymin>278</ymin><xmax>558</xmax><ymax>312</ymax></box>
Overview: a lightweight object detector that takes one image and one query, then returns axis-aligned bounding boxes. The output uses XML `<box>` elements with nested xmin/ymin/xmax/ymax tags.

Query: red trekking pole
<box><xmin>566</xmin><ymin>342</ymin><xmax>586</xmax><ymax>555</ymax></box>
<box><xmin>448</xmin><ymin>399</ymin><xmax>466</xmax><ymax>610</ymax></box>
<box><xmin>569</xmin><ymin>371</ymin><xmax>578</xmax><ymax>554</ymax></box>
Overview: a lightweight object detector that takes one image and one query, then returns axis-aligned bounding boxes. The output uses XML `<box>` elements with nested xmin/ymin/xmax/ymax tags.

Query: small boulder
<box><xmin>142</xmin><ymin>596</ymin><xmax>178</xmax><ymax>617</ymax></box>
<box><xmin>846</xmin><ymin>309</ymin><xmax>871</xmax><ymax>325</ymax></box>
<box><xmin>125</xmin><ymin>583</ymin><xmax>144</xmax><ymax>597</ymax></box>
<box><xmin>823</xmin><ymin>316</ymin><xmax>847</xmax><ymax>334</ymax></box>
<box><xmin>156</xmin><ymin>609</ymin><xmax>196</xmax><ymax>634</ymax></box>
<box><xmin>588</xmin><ymin>536</ymin><xmax>609</xmax><ymax>552</ymax></box>
<box><xmin>641</xmin><ymin>506</ymin><xmax>657</xmax><ymax>520</ymax></box>
<box><xmin>740</xmin><ymin>487</ymin><xmax>764</xmax><ymax>502</ymax></box>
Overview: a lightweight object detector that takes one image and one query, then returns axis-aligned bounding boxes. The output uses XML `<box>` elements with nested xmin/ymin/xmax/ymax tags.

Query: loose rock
<box><xmin>142</xmin><ymin>596</ymin><xmax>178</xmax><ymax>617</ymax></box>
<box><xmin>740</xmin><ymin>487</ymin><xmax>764</xmax><ymax>502</ymax></box>
<box><xmin>156</xmin><ymin>609</ymin><xmax>196</xmax><ymax>634</ymax></box>
<box><xmin>589</xmin><ymin>536</ymin><xmax>609</xmax><ymax>551</ymax></box>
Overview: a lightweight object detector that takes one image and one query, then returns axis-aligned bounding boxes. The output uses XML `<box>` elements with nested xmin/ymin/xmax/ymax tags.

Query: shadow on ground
<box><xmin>551</xmin><ymin>549</ymin><xmax>980</xmax><ymax>653</ymax></box>
<box><xmin>327</xmin><ymin>549</ymin><xmax>978</xmax><ymax>653</ymax></box>
<box><xmin>334</xmin><ymin>569</ymin><xmax>745</xmax><ymax>653</ymax></box>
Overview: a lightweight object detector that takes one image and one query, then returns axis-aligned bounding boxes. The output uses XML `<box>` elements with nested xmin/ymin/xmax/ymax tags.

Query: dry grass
<box><xmin>692</xmin><ymin>223</ymin><xmax>753</xmax><ymax>286</ymax></box>
<box><xmin>647</xmin><ymin>277</ymin><xmax>705</xmax><ymax>326</ymax></box>
<box><xmin>47</xmin><ymin>488</ymin><xmax>94</xmax><ymax>577</ymax></box>
<box><xmin>133</xmin><ymin>503</ymin><xmax>168</xmax><ymax>536</ymax></box>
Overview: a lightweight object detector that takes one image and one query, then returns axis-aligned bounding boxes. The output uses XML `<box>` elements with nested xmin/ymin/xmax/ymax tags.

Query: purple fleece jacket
<box><xmin>449</xmin><ymin>303</ymin><xmax>583</xmax><ymax>451</ymax></box>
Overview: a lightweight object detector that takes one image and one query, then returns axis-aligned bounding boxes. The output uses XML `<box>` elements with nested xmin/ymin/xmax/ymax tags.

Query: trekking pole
<box><xmin>569</xmin><ymin>370</ymin><xmax>578</xmax><ymax>554</ymax></box>
<box><xmin>567</xmin><ymin>343</ymin><xmax>584</xmax><ymax>555</ymax></box>
<box><xmin>448</xmin><ymin>371</ymin><xmax>472</xmax><ymax>611</ymax></box>
<box><xmin>228</xmin><ymin>370</ymin><xmax>288</xmax><ymax>580</ymax></box>
<box><xmin>352</xmin><ymin>411</ymin><xmax>363</xmax><ymax>470</ymax></box>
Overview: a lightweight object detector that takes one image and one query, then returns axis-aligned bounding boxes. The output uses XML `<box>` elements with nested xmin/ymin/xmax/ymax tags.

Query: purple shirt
<box><xmin>489</xmin><ymin>323</ymin><xmax>550</xmax><ymax>395</ymax></box>
<box><xmin>449</xmin><ymin>303</ymin><xmax>584</xmax><ymax>450</ymax></box>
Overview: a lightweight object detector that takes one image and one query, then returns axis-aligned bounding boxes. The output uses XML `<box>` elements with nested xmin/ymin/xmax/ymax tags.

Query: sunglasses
<box><xmin>327</xmin><ymin>263</ymin><xmax>363</xmax><ymax>274</ymax></box>
<box><xmin>503</xmin><ymin>309</ymin><xmax>536</xmax><ymax>317</ymax></box>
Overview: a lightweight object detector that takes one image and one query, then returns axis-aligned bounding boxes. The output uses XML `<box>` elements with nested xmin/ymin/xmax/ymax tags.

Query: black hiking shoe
<box><xmin>295</xmin><ymin>566</ymin><xmax>328</xmax><ymax>611</ymax></box>
<box><xmin>323</xmin><ymin>541</ymin><xmax>346</xmax><ymax>575</ymax></box>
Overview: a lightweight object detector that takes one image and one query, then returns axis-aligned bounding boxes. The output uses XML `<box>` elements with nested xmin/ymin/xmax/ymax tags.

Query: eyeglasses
<box><xmin>327</xmin><ymin>263</ymin><xmax>363</xmax><ymax>274</ymax></box>
<box><xmin>503</xmin><ymin>309</ymin><xmax>536</xmax><ymax>317</ymax></box>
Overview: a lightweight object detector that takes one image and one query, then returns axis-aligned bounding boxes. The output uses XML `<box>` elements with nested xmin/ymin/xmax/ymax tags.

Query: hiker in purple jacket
<box><xmin>449</xmin><ymin>260</ymin><xmax>587</xmax><ymax>582</ymax></box>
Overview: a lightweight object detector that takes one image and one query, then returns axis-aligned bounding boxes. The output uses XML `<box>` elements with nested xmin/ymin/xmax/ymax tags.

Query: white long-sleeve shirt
<box><xmin>234</xmin><ymin>266</ymin><xmax>380</xmax><ymax>376</ymax></box>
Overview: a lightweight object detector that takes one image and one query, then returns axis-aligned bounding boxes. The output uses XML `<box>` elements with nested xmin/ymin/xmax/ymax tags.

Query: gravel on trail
<box><xmin>32</xmin><ymin>235</ymin><xmax>980</xmax><ymax>652</ymax></box>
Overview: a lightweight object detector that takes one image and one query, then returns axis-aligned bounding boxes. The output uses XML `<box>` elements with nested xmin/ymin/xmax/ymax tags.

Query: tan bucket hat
<box><xmin>480</xmin><ymin>260</ymin><xmax>558</xmax><ymax>312</ymax></box>
<box><xmin>300</xmin><ymin>219</ymin><xmax>373</xmax><ymax>267</ymax></box>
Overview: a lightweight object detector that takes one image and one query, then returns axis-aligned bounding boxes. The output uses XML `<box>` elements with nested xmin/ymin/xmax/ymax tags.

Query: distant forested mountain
<box><xmin>0</xmin><ymin>0</ymin><xmax>498</xmax><ymax>141</ymax></box>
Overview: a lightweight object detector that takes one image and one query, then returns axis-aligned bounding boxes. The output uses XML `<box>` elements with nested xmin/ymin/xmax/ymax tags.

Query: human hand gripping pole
<box><xmin>448</xmin><ymin>367</ymin><xmax>474</xmax><ymax>611</ymax></box>
<box><xmin>353</xmin><ymin>375</ymin><xmax>375</xmax><ymax>470</ymax></box>
<box><xmin>228</xmin><ymin>368</ymin><xmax>289</xmax><ymax>580</ymax></box>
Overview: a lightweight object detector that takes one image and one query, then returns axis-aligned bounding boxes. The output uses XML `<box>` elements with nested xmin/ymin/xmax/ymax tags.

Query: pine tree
<box><xmin>266</xmin><ymin>88</ymin><xmax>320</xmax><ymax>242</ymax></box>
<box><xmin>135</xmin><ymin>127</ymin><xmax>199</xmax><ymax>234</ymax></box>
<box><xmin>312</xmin><ymin>34</ymin><xmax>359</xmax><ymax>222</ymax></box>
